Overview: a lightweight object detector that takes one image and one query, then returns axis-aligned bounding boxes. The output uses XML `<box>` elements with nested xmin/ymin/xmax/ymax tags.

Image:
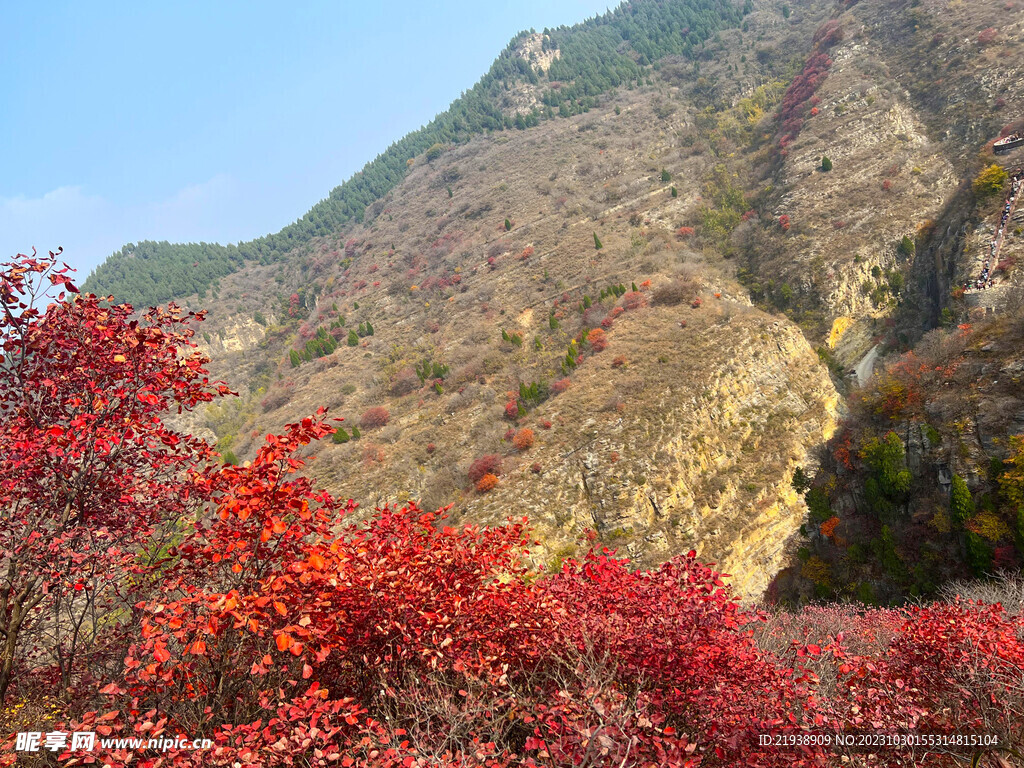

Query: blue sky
<box><xmin>1</xmin><ymin>1</ymin><xmax>613</xmax><ymax>279</ymax></box>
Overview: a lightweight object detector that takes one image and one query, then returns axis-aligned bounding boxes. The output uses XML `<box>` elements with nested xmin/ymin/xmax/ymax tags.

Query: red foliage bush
<box><xmin>676</xmin><ymin>226</ymin><xmax>695</xmax><ymax>238</ymax></box>
<box><xmin>504</xmin><ymin>400</ymin><xmax>520</xmax><ymax>420</ymax></box>
<box><xmin>978</xmin><ymin>27</ymin><xmax>998</xmax><ymax>45</ymax></box>
<box><xmin>779</xmin><ymin>214</ymin><xmax>792</xmax><ymax>231</ymax></box>
<box><xmin>475</xmin><ymin>472</ymin><xmax>499</xmax><ymax>492</ymax></box>
<box><xmin>552</xmin><ymin>378</ymin><xmax>572</xmax><ymax>395</ymax></box>
<box><xmin>513</xmin><ymin>428</ymin><xmax>535</xmax><ymax>452</ymax></box>
<box><xmin>691</xmin><ymin>297</ymin><xmax>703</xmax><ymax>308</ymax></box>
<box><xmin>621</xmin><ymin>291</ymin><xmax>648</xmax><ymax>311</ymax></box>
<box><xmin>812</xmin><ymin>19</ymin><xmax>844</xmax><ymax>49</ymax></box>
<box><xmin>540</xmin><ymin>420</ymin><xmax>553</xmax><ymax>430</ymax></box>
<box><xmin>530</xmin><ymin>462</ymin><xmax>542</xmax><ymax>474</ymax></box>
<box><xmin>426</xmin><ymin>443</ymin><xmax>436</xmax><ymax>454</ymax></box>
<box><xmin>361</xmin><ymin>443</ymin><xmax>385</xmax><ymax>465</ymax></box>
<box><xmin>586</xmin><ymin>327</ymin><xmax>608</xmax><ymax>352</ymax></box>
<box><xmin>468</xmin><ymin>454</ymin><xmax>502</xmax><ymax>483</ymax></box>
<box><xmin>777</xmin><ymin>52</ymin><xmax>833</xmax><ymax>150</ymax></box>
<box><xmin>360</xmin><ymin>406</ymin><xmax>390</xmax><ymax>429</ymax></box>
<box><xmin>611</xmin><ymin>355</ymin><xmax>627</xmax><ymax>369</ymax></box>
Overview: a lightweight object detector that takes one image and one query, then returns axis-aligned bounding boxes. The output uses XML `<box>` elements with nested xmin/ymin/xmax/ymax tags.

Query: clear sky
<box><xmin>1</xmin><ymin>0</ymin><xmax>613</xmax><ymax>279</ymax></box>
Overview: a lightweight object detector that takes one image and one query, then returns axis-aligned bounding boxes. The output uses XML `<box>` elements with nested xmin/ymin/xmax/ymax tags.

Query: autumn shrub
<box><xmin>653</xmin><ymin>276</ymin><xmax>696</xmax><ymax>306</ymax></box>
<box><xmin>586</xmin><ymin>327</ymin><xmax>608</xmax><ymax>352</ymax></box>
<box><xmin>621</xmin><ymin>291</ymin><xmax>647</xmax><ymax>311</ymax></box>
<box><xmin>475</xmin><ymin>472</ymin><xmax>499</xmax><ymax>492</ymax></box>
<box><xmin>390</xmin><ymin>366</ymin><xmax>420</xmax><ymax>396</ymax></box>
<box><xmin>504</xmin><ymin>400</ymin><xmax>520</xmax><ymax>420</ymax></box>
<box><xmin>360</xmin><ymin>406</ymin><xmax>390</xmax><ymax>428</ymax></box>
<box><xmin>513</xmin><ymin>428</ymin><xmax>535</xmax><ymax>452</ymax></box>
<box><xmin>611</xmin><ymin>355</ymin><xmax>627</xmax><ymax>369</ymax></box>
<box><xmin>978</xmin><ymin>27</ymin><xmax>998</xmax><ymax>45</ymax></box>
<box><xmin>467</xmin><ymin>454</ymin><xmax>502</xmax><ymax>483</ymax></box>
<box><xmin>362</xmin><ymin>443</ymin><xmax>386</xmax><ymax>465</ymax></box>
<box><xmin>974</xmin><ymin>164</ymin><xmax>1008</xmax><ymax>199</ymax></box>
<box><xmin>551</xmin><ymin>378</ymin><xmax>572</xmax><ymax>395</ymax></box>
<box><xmin>261</xmin><ymin>382</ymin><xmax>295</xmax><ymax>411</ymax></box>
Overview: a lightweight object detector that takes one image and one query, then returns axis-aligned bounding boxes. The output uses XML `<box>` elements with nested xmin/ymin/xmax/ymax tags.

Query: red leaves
<box><xmin>360</xmin><ymin>406</ymin><xmax>390</xmax><ymax>429</ymax></box>
<box><xmin>467</xmin><ymin>454</ymin><xmax>502</xmax><ymax>484</ymax></box>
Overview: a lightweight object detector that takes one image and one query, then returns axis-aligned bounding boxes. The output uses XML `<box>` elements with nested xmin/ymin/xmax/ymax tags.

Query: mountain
<box><xmin>82</xmin><ymin>0</ymin><xmax>749</xmax><ymax>307</ymax></box>
<box><xmin>85</xmin><ymin>0</ymin><xmax>1024</xmax><ymax>601</ymax></box>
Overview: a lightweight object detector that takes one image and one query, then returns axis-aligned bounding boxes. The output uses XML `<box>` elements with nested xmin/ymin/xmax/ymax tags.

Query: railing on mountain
<box><xmin>994</xmin><ymin>133</ymin><xmax>1024</xmax><ymax>154</ymax></box>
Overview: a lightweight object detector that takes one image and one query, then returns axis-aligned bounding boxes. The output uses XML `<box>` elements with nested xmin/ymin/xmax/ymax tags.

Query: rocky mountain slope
<box><xmin>84</xmin><ymin>0</ymin><xmax>1024</xmax><ymax>599</ymax></box>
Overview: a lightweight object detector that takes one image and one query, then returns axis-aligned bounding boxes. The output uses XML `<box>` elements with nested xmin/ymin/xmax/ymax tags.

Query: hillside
<box><xmin>82</xmin><ymin>0</ymin><xmax>1024</xmax><ymax>600</ymax></box>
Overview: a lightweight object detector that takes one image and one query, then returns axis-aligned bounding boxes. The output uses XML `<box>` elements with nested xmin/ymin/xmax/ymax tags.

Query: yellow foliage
<box><xmin>967</xmin><ymin>510</ymin><xmax>1012</xmax><ymax>542</ymax></box>
<box><xmin>801</xmin><ymin>555</ymin><xmax>832</xmax><ymax>586</ymax></box>
<box><xmin>827</xmin><ymin>317</ymin><xmax>853</xmax><ymax>350</ymax></box>
<box><xmin>973</xmin><ymin>164</ymin><xmax>1008</xmax><ymax>199</ymax></box>
<box><xmin>929</xmin><ymin>509</ymin><xmax>952</xmax><ymax>534</ymax></box>
<box><xmin>1000</xmin><ymin>435</ymin><xmax>1024</xmax><ymax>512</ymax></box>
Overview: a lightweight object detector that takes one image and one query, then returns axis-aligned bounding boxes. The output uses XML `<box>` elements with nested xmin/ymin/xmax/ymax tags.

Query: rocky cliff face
<box><xmin>733</xmin><ymin>0</ymin><xmax>1024</xmax><ymax>365</ymax></box>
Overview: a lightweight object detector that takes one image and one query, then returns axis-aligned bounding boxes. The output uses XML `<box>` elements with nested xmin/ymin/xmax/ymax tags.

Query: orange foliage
<box><xmin>820</xmin><ymin>516</ymin><xmax>840</xmax><ymax>540</ymax></box>
<box><xmin>513</xmin><ymin>428</ymin><xmax>535</xmax><ymax>452</ymax></box>
<box><xmin>475</xmin><ymin>472</ymin><xmax>499</xmax><ymax>492</ymax></box>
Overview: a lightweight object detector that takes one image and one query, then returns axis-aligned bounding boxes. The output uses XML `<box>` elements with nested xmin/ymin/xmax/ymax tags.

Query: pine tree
<box><xmin>366</xmin><ymin>321</ymin><xmax>374</xmax><ymax>336</ymax></box>
<box><xmin>332</xmin><ymin>427</ymin><xmax>350</xmax><ymax>444</ymax></box>
<box><xmin>821</xmin><ymin>155</ymin><xmax>833</xmax><ymax>172</ymax></box>
<box><xmin>661</xmin><ymin>168</ymin><xmax>671</xmax><ymax>182</ymax></box>
<box><xmin>351</xmin><ymin>426</ymin><xmax>361</xmax><ymax>439</ymax></box>
<box><xmin>347</xmin><ymin>330</ymin><xmax>359</xmax><ymax>346</ymax></box>
<box><xmin>290</xmin><ymin>350</ymin><xmax>302</xmax><ymax>368</ymax></box>
<box><xmin>504</xmin><ymin>218</ymin><xmax>512</xmax><ymax>231</ymax></box>
<box><xmin>671</xmin><ymin>186</ymin><xmax>678</xmax><ymax>197</ymax></box>
<box><xmin>632</xmin><ymin>282</ymin><xmax>638</xmax><ymax>292</ymax></box>
<box><xmin>593</xmin><ymin>232</ymin><xmax>603</xmax><ymax>249</ymax></box>
<box><xmin>583</xmin><ymin>295</ymin><xmax>592</xmax><ymax>309</ymax></box>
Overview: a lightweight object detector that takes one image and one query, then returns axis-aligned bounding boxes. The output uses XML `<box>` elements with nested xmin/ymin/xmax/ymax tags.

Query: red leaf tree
<box><xmin>0</xmin><ymin>251</ymin><xmax>231</xmax><ymax>701</ymax></box>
